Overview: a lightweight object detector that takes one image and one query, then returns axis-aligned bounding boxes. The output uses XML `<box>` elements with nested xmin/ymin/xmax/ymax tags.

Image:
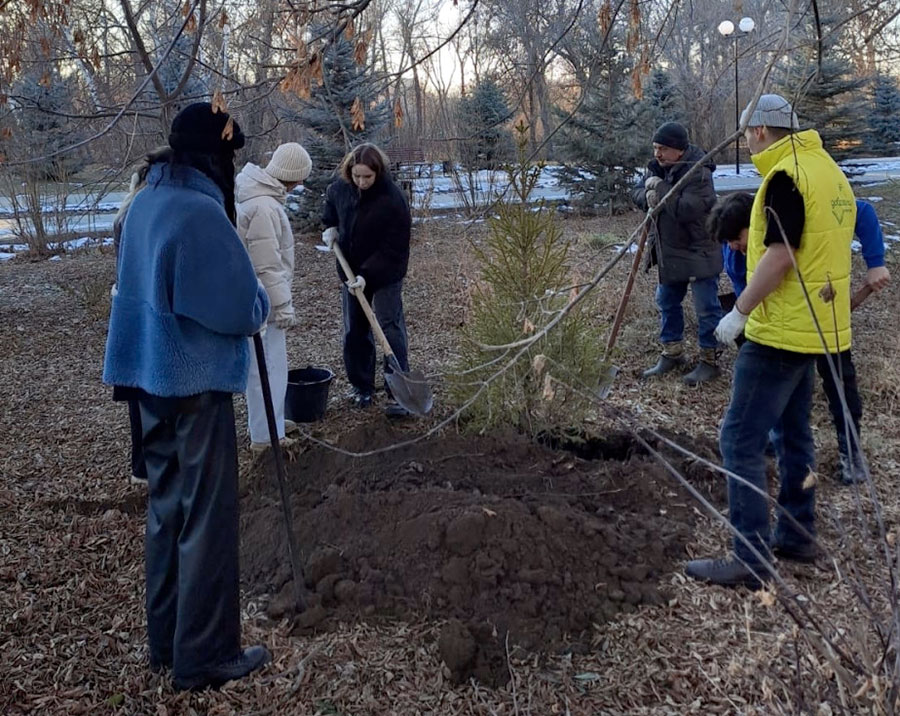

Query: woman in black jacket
<box><xmin>322</xmin><ymin>143</ymin><xmax>412</xmax><ymax>416</ymax></box>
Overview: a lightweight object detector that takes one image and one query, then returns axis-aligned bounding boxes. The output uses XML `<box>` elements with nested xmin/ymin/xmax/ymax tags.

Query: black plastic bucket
<box><xmin>285</xmin><ymin>366</ymin><xmax>334</xmax><ymax>423</ymax></box>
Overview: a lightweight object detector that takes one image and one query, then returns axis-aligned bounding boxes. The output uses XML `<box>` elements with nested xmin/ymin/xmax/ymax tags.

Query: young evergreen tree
<box><xmin>555</xmin><ymin>51</ymin><xmax>652</xmax><ymax>214</ymax></box>
<box><xmin>644</xmin><ymin>68</ymin><xmax>684</xmax><ymax>128</ymax></box>
<box><xmin>777</xmin><ymin>54</ymin><xmax>868</xmax><ymax>159</ymax></box>
<box><xmin>450</xmin><ymin>124</ymin><xmax>606</xmax><ymax>437</ymax></box>
<box><xmin>866</xmin><ymin>73</ymin><xmax>900</xmax><ymax>156</ymax></box>
<box><xmin>288</xmin><ymin>30</ymin><xmax>388</xmax><ymax>230</ymax></box>
<box><xmin>456</xmin><ymin>79</ymin><xmax>514</xmax><ymax>170</ymax></box>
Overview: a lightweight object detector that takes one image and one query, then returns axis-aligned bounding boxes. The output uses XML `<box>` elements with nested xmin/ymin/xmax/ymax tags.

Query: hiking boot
<box><xmin>173</xmin><ymin>645</ymin><xmax>271</xmax><ymax>691</ymax></box>
<box><xmin>384</xmin><ymin>399</ymin><xmax>411</xmax><ymax>419</ymax></box>
<box><xmin>129</xmin><ymin>474</ymin><xmax>148</xmax><ymax>487</ymax></box>
<box><xmin>641</xmin><ymin>352</ymin><xmax>686</xmax><ymax>378</ymax></box>
<box><xmin>836</xmin><ymin>453</ymin><xmax>867</xmax><ymax>485</ymax></box>
<box><xmin>683</xmin><ymin>349</ymin><xmax>720</xmax><ymax>385</ymax></box>
<box><xmin>348</xmin><ymin>388</ymin><xmax>373</xmax><ymax>409</ymax></box>
<box><xmin>284</xmin><ymin>419</ymin><xmax>301</xmax><ymax>436</ymax></box>
<box><xmin>685</xmin><ymin>556</ymin><xmax>767</xmax><ymax>590</ymax></box>
<box><xmin>771</xmin><ymin>540</ymin><xmax>818</xmax><ymax>564</ymax></box>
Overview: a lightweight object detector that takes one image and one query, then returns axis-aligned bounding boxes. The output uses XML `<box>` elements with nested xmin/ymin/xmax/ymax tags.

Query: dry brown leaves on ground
<box><xmin>2</xmin><ymin>202</ymin><xmax>899</xmax><ymax>713</ymax></box>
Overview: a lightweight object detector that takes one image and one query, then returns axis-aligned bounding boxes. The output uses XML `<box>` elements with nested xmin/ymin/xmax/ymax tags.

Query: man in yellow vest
<box><xmin>686</xmin><ymin>94</ymin><xmax>855</xmax><ymax>589</ymax></box>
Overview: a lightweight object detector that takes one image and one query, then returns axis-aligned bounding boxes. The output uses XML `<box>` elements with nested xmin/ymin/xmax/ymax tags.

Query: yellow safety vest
<box><xmin>745</xmin><ymin>129</ymin><xmax>855</xmax><ymax>354</ymax></box>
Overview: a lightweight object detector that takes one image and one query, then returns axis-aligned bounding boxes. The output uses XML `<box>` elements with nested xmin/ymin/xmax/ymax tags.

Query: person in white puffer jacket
<box><xmin>235</xmin><ymin>142</ymin><xmax>312</xmax><ymax>452</ymax></box>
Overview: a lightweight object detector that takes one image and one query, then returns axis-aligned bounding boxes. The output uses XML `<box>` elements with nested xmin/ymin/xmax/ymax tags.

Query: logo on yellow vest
<box><xmin>831</xmin><ymin>195</ymin><xmax>853</xmax><ymax>225</ymax></box>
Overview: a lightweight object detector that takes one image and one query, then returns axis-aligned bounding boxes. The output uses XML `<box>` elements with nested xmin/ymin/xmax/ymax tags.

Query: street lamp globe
<box><xmin>718</xmin><ymin>20</ymin><xmax>735</xmax><ymax>36</ymax></box>
<box><xmin>739</xmin><ymin>17</ymin><xmax>755</xmax><ymax>33</ymax></box>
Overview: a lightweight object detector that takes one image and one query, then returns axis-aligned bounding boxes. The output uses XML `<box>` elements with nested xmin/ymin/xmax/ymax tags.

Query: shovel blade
<box><xmin>385</xmin><ymin>365</ymin><xmax>433</xmax><ymax>417</ymax></box>
<box><xmin>596</xmin><ymin>365</ymin><xmax>619</xmax><ymax>400</ymax></box>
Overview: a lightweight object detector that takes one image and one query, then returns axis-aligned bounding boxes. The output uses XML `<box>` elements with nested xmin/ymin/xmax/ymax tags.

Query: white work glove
<box><xmin>646</xmin><ymin>189</ymin><xmax>661</xmax><ymax>208</ymax></box>
<box><xmin>346</xmin><ymin>274</ymin><xmax>366</xmax><ymax>292</ymax></box>
<box><xmin>273</xmin><ymin>304</ymin><xmax>297</xmax><ymax>330</ymax></box>
<box><xmin>321</xmin><ymin>227</ymin><xmax>338</xmax><ymax>251</ymax></box>
<box><xmin>715</xmin><ymin>306</ymin><xmax>749</xmax><ymax>348</ymax></box>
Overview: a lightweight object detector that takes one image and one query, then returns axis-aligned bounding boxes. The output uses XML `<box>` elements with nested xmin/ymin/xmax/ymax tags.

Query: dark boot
<box><xmin>641</xmin><ymin>343</ymin><xmax>686</xmax><ymax>378</ymax></box>
<box><xmin>384</xmin><ymin>399</ymin><xmax>411</xmax><ymax>419</ymax></box>
<box><xmin>683</xmin><ymin>348</ymin><xmax>720</xmax><ymax>385</ymax></box>
<box><xmin>771</xmin><ymin>540</ymin><xmax>818</xmax><ymax>564</ymax></box>
<box><xmin>685</xmin><ymin>556</ymin><xmax>767</xmax><ymax>590</ymax></box>
<box><xmin>347</xmin><ymin>387</ymin><xmax>373</xmax><ymax>409</ymax></box>
<box><xmin>174</xmin><ymin>645</ymin><xmax>271</xmax><ymax>691</ymax></box>
<box><xmin>836</xmin><ymin>452</ymin><xmax>867</xmax><ymax>485</ymax></box>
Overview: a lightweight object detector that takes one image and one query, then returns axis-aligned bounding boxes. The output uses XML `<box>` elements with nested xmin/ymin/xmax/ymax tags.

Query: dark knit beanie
<box><xmin>652</xmin><ymin>122</ymin><xmax>689</xmax><ymax>150</ymax></box>
<box><xmin>168</xmin><ymin>102</ymin><xmax>246</xmax><ymax>154</ymax></box>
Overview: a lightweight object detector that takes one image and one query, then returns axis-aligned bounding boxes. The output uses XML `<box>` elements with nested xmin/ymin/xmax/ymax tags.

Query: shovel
<box><xmin>597</xmin><ymin>222</ymin><xmax>651</xmax><ymax>399</ymax></box>
<box><xmin>252</xmin><ymin>331</ymin><xmax>308</xmax><ymax>612</ymax></box>
<box><xmin>330</xmin><ymin>242</ymin><xmax>433</xmax><ymax>416</ymax></box>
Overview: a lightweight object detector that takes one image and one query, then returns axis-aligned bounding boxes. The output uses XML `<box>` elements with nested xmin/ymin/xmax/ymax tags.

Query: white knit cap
<box><xmin>740</xmin><ymin>94</ymin><xmax>800</xmax><ymax>130</ymax></box>
<box><xmin>264</xmin><ymin>142</ymin><xmax>312</xmax><ymax>183</ymax></box>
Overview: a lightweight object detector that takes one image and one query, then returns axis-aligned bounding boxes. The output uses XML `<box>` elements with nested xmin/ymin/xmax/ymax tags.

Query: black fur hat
<box><xmin>168</xmin><ymin>102</ymin><xmax>245</xmax><ymax>154</ymax></box>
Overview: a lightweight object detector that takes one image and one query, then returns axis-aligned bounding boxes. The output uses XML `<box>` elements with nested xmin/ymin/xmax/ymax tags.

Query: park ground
<box><xmin>1</xmin><ymin>182</ymin><xmax>900</xmax><ymax>714</ymax></box>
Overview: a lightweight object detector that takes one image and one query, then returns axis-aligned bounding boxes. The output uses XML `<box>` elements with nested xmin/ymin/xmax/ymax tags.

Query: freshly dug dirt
<box><xmin>240</xmin><ymin>424</ymin><xmax>719</xmax><ymax>683</ymax></box>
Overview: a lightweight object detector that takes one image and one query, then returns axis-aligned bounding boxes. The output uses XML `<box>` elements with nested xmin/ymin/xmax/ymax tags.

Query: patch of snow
<box><xmin>866</xmin><ymin>196</ymin><xmax>884</xmax><ymax>202</ymax></box>
<box><xmin>0</xmin><ymin>252</ymin><xmax>15</xmax><ymax>261</ymax></box>
<box><xmin>884</xmin><ymin>233</ymin><xmax>900</xmax><ymax>242</ymax></box>
<box><xmin>49</xmin><ymin>255</ymin><xmax>62</xmax><ymax>261</ymax></box>
<box><xmin>851</xmin><ymin>239</ymin><xmax>862</xmax><ymax>253</ymax></box>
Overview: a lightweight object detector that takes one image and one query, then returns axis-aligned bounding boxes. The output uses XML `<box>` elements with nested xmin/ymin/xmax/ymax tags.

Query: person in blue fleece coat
<box><xmin>707</xmin><ymin>193</ymin><xmax>891</xmax><ymax>485</ymax></box>
<box><xmin>103</xmin><ymin>103</ymin><xmax>271</xmax><ymax>690</ymax></box>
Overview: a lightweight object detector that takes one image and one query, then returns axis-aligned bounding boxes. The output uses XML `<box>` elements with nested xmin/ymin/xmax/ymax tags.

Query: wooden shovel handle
<box><xmin>331</xmin><ymin>241</ymin><xmax>396</xmax><ymax>359</ymax></box>
<box><xmin>604</xmin><ymin>223</ymin><xmax>651</xmax><ymax>360</ymax></box>
<box><xmin>850</xmin><ymin>283</ymin><xmax>873</xmax><ymax>312</ymax></box>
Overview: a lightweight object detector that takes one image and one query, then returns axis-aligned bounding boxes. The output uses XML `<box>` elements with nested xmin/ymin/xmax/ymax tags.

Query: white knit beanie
<box><xmin>740</xmin><ymin>94</ymin><xmax>800</xmax><ymax>130</ymax></box>
<box><xmin>264</xmin><ymin>142</ymin><xmax>312</xmax><ymax>183</ymax></box>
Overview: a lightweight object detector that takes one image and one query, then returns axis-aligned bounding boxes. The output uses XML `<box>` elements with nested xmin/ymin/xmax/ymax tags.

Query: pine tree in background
<box><xmin>456</xmin><ymin>79</ymin><xmax>514</xmax><ymax>170</ymax></box>
<box><xmin>554</xmin><ymin>52</ymin><xmax>653</xmax><ymax>214</ymax></box>
<box><xmin>12</xmin><ymin>69</ymin><xmax>84</xmax><ymax>179</ymax></box>
<box><xmin>287</xmin><ymin>30</ymin><xmax>388</xmax><ymax>230</ymax></box>
<box><xmin>777</xmin><ymin>54</ymin><xmax>868</xmax><ymax>159</ymax></box>
<box><xmin>450</xmin><ymin>123</ymin><xmax>605</xmax><ymax>437</ymax></box>
<box><xmin>866</xmin><ymin>73</ymin><xmax>900</xmax><ymax>156</ymax></box>
<box><xmin>643</xmin><ymin>69</ymin><xmax>684</xmax><ymax>128</ymax></box>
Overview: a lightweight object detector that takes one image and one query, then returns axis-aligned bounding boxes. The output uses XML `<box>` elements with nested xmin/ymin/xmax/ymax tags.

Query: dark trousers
<box><xmin>138</xmin><ymin>391</ymin><xmax>241</xmax><ymax>680</ymax></box>
<box><xmin>341</xmin><ymin>280</ymin><xmax>409</xmax><ymax>394</ymax></box>
<box><xmin>816</xmin><ymin>350</ymin><xmax>863</xmax><ymax>460</ymax></box>
<box><xmin>720</xmin><ymin>341</ymin><xmax>817</xmax><ymax>567</ymax></box>
<box><xmin>128</xmin><ymin>399</ymin><xmax>147</xmax><ymax>480</ymax></box>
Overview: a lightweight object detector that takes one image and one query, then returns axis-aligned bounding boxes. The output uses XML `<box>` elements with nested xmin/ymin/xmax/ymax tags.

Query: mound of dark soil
<box><xmin>240</xmin><ymin>424</ymin><xmax>718</xmax><ymax>684</ymax></box>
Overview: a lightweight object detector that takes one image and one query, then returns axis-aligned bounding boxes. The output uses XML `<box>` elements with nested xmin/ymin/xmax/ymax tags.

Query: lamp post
<box><xmin>718</xmin><ymin>16</ymin><xmax>755</xmax><ymax>174</ymax></box>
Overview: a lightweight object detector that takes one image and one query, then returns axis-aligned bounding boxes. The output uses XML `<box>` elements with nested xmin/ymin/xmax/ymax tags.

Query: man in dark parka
<box><xmin>632</xmin><ymin>122</ymin><xmax>723</xmax><ymax>385</ymax></box>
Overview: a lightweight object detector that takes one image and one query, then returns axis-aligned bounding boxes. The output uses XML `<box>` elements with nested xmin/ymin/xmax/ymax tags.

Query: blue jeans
<box><xmin>816</xmin><ymin>350</ymin><xmax>863</xmax><ymax>461</ymax></box>
<box><xmin>341</xmin><ymin>280</ymin><xmax>409</xmax><ymax>395</ymax></box>
<box><xmin>720</xmin><ymin>341</ymin><xmax>816</xmax><ymax>567</ymax></box>
<box><xmin>656</xmin><ymin>277</ymin><xmax>722</xmax><ymax>349</ymax></box>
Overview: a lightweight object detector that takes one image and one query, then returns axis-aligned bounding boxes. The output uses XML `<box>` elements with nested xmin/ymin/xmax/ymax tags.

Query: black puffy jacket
<box><xmin>631</xmin><ymin>145</ymin><xmax>722</xmax><ymax>284</ymax></box>
<box><xmin>322</xmin><ymin>175</ymin><xmax>411</xmax><ymax>290</ymax></box>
